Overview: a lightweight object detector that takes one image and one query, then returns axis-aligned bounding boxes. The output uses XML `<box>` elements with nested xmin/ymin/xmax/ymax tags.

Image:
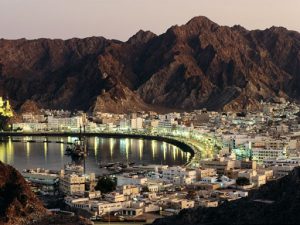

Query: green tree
<box><xmin>236</xmin><ymin>177</ymin><xmax>250</xmax><ymax>186</ymax></box>
<box><xmin>95</xmin><ymin>176</ymin><xmax>116</xmax><ymax>193</ymax></box>
<box><xmin>141</xmin><ymin>186</ymin><xmax>149</xmax><ymax>192</ymax></box>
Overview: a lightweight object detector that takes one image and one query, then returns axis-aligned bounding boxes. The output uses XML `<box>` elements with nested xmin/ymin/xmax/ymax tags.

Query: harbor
<box><xmin>0</xmin><ymin>136</ymin><xmax>190</xmax><ymax>174</ymax></box>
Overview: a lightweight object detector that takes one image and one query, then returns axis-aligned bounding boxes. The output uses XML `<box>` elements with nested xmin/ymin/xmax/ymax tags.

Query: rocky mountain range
<box><xmin>0</xmin><ymin>16</ymin><xmax>299</xmax><ymax>113</ymax></box>
<box><xmin>153</xmin><ymin>167</ymin><xmax>300</xmax><ymax>225</ymax></box>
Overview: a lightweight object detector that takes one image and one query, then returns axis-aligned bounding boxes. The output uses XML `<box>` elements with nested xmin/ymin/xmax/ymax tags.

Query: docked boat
<box><xmin>65</xmin><ymin>139</ymin><xmax>87</xmax><ymax>158</ymax></box>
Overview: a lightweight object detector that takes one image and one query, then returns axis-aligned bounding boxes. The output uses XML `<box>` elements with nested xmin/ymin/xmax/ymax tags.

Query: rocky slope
<box><xmin>153</xmin><ymin>167</ymin><xmax>300</xmax><ymax>225</ymax></box>
<box><xmin>0</xmin><ymin>161</ymin><xmax>47</xmax><ymax>224</ymax></box>
<box><xmin>0</xmin><ymin>16</ymin><xmax>299</xmax><ymax>113</ymax></box>
<box><xmin>0</xmin><ymin>161</ymin><xmax>92</xmax><ymax>225</ymax></box>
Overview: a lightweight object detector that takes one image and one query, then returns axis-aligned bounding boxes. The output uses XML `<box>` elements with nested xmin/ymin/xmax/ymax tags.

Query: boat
<box><xmin>65</xmin><ymin>139</ymin><xmax>86</xmax><ymax>158</ymax></box>
<box><xmin>105</xmin><ymin>162</ymin><xmax>118</xmax><ymax>168</ymax></box>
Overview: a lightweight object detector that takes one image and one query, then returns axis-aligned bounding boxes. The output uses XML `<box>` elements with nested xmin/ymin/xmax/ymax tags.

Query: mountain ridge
<box><xmin>0</xmin><ymin>16</ymin><xmax>299</xmax><ymax>113</ymax></box>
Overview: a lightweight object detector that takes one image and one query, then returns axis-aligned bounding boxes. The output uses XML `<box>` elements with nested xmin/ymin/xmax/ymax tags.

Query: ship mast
<box><xmin>80</xmin><ymin>125</ymin><xmax>87</xmax><ymax>174</ymax></box>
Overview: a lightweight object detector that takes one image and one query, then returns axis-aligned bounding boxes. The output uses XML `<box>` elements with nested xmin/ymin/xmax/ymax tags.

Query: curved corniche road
<box><xmin>0</xmin><ymin>131</ymin><xmax>196</xmax><ymax>163</ymax></box>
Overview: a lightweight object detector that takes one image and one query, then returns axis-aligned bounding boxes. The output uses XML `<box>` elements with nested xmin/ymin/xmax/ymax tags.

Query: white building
<box><xmin>167</xmin><ymin>199</ymin><xmax>195</xmax><ymax>210</ymax></box>
<box><xmin>119</xmin><ymin>118</ymin><xmax>130</xmax><ymax>130</ymax></box>
<box><xmin>196</xmin><ymin>168</ymin><xmax>217</xmax><ymax>179</ymax></box>
<box><xmin>59</xmin><ymin>172</ymin><xmax>86</xmax><ymax>195</ymax></box>
<box><xmin>162</xmin><ymin>167</ymin><xmax>196</xmax><ymax>185</ymax></box>
<box><xmin>158</xmin><ymin>119</ymin><xmax>176</xmax><ymax>132</ymax></box>
<box><xmin>91</xmin><ymin>201</ymin><xmax>131</xmax><ymax>215</ymax></box>
<box><xmin>238</xmin><ymin>170</ymin><xmax>266</xmax><ymax>187</ymax></box>
<box><xmin>263</xmin><ymin>157</ymin><xmax>300</xmax><ymax>167</ymax></box>
<box><xmin>200</xmin><ymin>175</ymin><xmax>235</xmax><ymax>188</ymax></box>
<box><xmin>200</xmin><ymin>177</ymin><xmax>217</xmax><ymax>183</ymax></box>
<box><xmin>104</xmin><ymin>192</ymin><xmax>126</xmax><ymax>202</ymax></box>
<box><xmin>65</xmin><ymin>197</ymin><xmax>91</xmax><ymax>211</ymax></box>
<box><xmin>271</xmin><ymin>165</ymin><xmax>295</xmax><ymax>178</ymax></box>
<box><xmin>117</xmin><ymin>174</ymin><xmax>147</xmax><ymax>186</ymax></box>
<box><xmin>252</xmin><ymin>148</ymin><xmax>287</xmax><ymax>162</ymax></box>
<box><xmin>47</xmin><ymin>116</ymin><xmax>83</xmax><ymax>131</ymax></box>
<box><xmin>13</xmin><ymin>122</ymin><xmax>47</xmax><ymax>132</ymax></box>
<box><xmin>130</xmin><ymin>117</ymin><xmax>143</xmax><ymax>130</ymax></box>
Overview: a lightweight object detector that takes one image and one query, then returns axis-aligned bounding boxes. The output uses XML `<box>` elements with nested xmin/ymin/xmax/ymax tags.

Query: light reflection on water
<box><xmin>0</xmin><ymin>136</ymin><xmax>190</xmax><ymax>173</ymax></box>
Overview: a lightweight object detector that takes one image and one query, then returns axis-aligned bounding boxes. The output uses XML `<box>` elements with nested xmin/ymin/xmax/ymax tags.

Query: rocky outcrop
<box><xmin>0</xmin><ymin>161</ymin><xmax>47</xmax><ymax>225</ymax></box>
<box><xmin>19</xmin><ymin>100</ymin><xmax>41</xmax><ymax>114</ymax></box>
<box><xmin>0</xmin><ymin>16</ymin><xmax>299</xmax><ymax>112</ymax></box>
<box><xmin>152</xmin><ymin>167</ymin><xmax>300</xmax><ymax>225</ymax></box>
<box><xmin>29</xmin><ymin>214</ymin><xmax>93</xmax><ymax>225</ymax></box>
<box><xmin>0</xmin><ymin>161</ymin><xmax>93</xmax><ymax>225</ymax></box>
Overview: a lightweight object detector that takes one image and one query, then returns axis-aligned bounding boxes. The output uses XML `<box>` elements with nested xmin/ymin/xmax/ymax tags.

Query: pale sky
<box><xmin>0</xmin><ymin>0</ymin><xmax>299</xmax><ymax>41</ymax></box>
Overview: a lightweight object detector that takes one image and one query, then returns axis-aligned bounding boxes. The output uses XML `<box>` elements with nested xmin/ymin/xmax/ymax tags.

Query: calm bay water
<box><xmin>0</xmin><ymin>136</ymin><xmax>189</xmax><ymax>173</ymax></box>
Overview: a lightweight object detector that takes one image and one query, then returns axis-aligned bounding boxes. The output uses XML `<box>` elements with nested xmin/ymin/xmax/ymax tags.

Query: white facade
<box><xmin>263</xmin><ymin>157</ymin><xmax>300</xmax><ymax>167</ymax></box>
<box><xmin>148</xmin><ymin>184</ymin><xmax>159</xmax><ymax>192</ymax></box>
<box><xmin>119</xmin><ymin>118</ymin><xmax>130</xmax><ymax>130</ymax></box>
<box><xmin>59</xmin><ymin>173</ymin><xmax>86</xmax><ymax>195</ymax></box>
<box><xmin>47</xmin><ymin>116</ymin><xmax>83</xmax><ymax>131</ymax></box>
<box><xmin>130</xmin><ymin>117</ymin><xmax>143</xmax><ymax>130</ymax></box>
<box><xmin>13</xmin><ymin>122</ymin><xmax>47</xmax><ymax>132</ymax></box>
<box><xmin>117</xmin><ymin>175</ymin><xmax>147</xmax><ymax>186</ymax></box>
<box><xmin>91</xmin><ymin>201</ymin><xmax>131</xmax><ymax>215</ymax></box>
<box><xmin>104</xmin><ymin>192</ymin><xmax>126</xmax><ymax>202</ymax></box>
<box><xmin>65</xmin><ymin>197</ymin><xmax>91</xmax><ymax>211</ymax></box>
<box><xmin>252</xmin><ymin>148</ymin><xmax>286</xmax><ymax>162</ymax></box>
<box><xmin>271</xmin><ymin>165</ymin><xmax>295</xmax><ymax>178</ymax></box>
<box><xmin>162</xmin><ymin>167</ymin><xmax>196</xmax><ymax>185</ymax></box>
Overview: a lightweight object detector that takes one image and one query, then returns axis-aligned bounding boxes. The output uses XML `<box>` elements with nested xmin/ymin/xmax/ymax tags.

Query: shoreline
<box><xmin>0</xmin><ymin>131</ymin><xmax>195</xmax><ymax>162</ymax></box>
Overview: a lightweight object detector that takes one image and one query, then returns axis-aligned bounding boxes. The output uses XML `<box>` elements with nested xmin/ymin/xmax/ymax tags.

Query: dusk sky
<box><xmin>1</xmin><ymin>0</ymin><xmax>299</xmax><ymax>41</ymax></box>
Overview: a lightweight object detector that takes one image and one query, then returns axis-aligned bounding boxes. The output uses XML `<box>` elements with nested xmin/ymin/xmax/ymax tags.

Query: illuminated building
<box><xmin>130</xmin><ymin>117</ymin><xmax>143</xmax><ymax>130</ymax></box>
<box><xmin>0</xmin><ymin>97</ymin><xmax>13</xmax><ymax>118</ymax></box>
<box><xmin>59</xmin><ymin>171</ymin><xmax>91</xmax><ymax>195</ymax></box>
<box><xmin>47</xmin><ymin>115</ymin><xmax>83</xmax><ymax>131</ymax></box>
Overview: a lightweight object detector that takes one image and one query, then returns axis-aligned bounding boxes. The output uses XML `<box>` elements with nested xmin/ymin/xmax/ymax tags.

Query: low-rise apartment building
<box><xmin>59</xmin><ymin>172</ymin><xmax>86</xmax><ymax>195</ymax></box>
